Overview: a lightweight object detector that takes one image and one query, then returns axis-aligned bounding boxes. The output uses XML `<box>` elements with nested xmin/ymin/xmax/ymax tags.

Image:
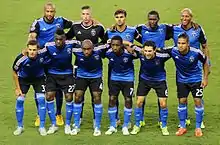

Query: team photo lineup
<box><xmin>12</xmin><ymin>1</ymin><xmax>211</xmax><ymax>139</ymax></box>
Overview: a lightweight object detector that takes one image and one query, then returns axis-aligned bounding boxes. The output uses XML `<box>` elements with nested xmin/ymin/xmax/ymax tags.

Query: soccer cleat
<box><xmin>176</xmin><ymin>128</ymin><xmax>187</xmax><ymax>136</ymax></box>
<box><xmin>161</xmin><ymin>126</ymin><xmax>169</xmax><ymax>136</ymax></box>
<box><xmin>56</xmin><ymin>115</ymin><xmax>64</xmax><ymax>126</ymax></box>
<box><xmin>122</xmin><ymin>127</ymin><xmax>130</xmax><ymax>136</ymax></box>
<box><xmin>130</xmin><ymin>125</ymin><xmax>140</xmax><ymax>135</ymax></box>
<box><xmin>201</xmin><ymin>121</ymin><xmax>205</xmax><ymax>129</ymax></box>
<box><xmin>195</xmin><ymin>128</ymin><xmax>203</xmax><ymax>137</ymax></box>
<box><xmin>47</xmin><ymin>125</ymin><xmax>58</xmax><ymax>134</ymax></box>
<box><xmin>64</xmin><ymin>125</ymin><xmax>71</xmax><ymax>135</ymax></box>
<box><xmin>157</xmin><ymin>121</ymin><xmax>162</xmax><ymax>128</ymax></box>
<box><xmin>72</xmin><ymin>118</ymin><xmax>82</xmax><ymax>128</ymax></box>
<box><xmin>13</xmin><ymin>127</ymin><xmax>24</xmax><ymax>136</ymax></box>
<box><xmin>34</xmin><ymin>115</ymin><xmax>40</xmax><ymax>127</ymax></box>
<box><xmin>38</xmin><ymin>127</ymin><xmax>47</xmax><ymax>136</ymax></box>
<box><xmin>70</xmin><ymin>127</ymin><xmax>80</xmax><ymax>136</ymax></box>
<box><xmin>140</xmin><ymin>121</ymin><xmax>146</xmax><ymax>127</ymax></box>
<box><xmin>105</xmin><ymin>126</ymin><xmax>117</xmax><ymax>135</ymax></box>
<box><xmin>93</xmin><ymin>127</ymin><xmax>101</xmax><ymax>136</ymax></box>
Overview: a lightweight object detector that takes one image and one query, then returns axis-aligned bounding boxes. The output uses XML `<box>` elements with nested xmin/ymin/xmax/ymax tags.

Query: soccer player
<box><xmin>104</xmin><ymin>9</ymin><xmax>140</xmax><ymax>126</ymax></box>
<box><xmin>12</xmin><ymin>40</ymin><xmax>48</xmax><ymax>136</ymax></box>
<box><xmin>163</xmin><ymin>33</ymin><xmax>209</xmax><ymax>137</ymax></box>
<box><xmin>172</xmin><ymin>8</ymin><xmax>209</xmax><ymax>128</ymax></box>
<box><xmin>135</xmin><ymin>10</ymin><xmax>173</xmax><ymax>128</ymax></box>
<box><xmin>128</xmin><ymin>41</ymin><xmax>170</xmax><ymax>136</ymax></box>
<box><xmin>66</xmin><ymin>5</ymin><xmax>105</xmax><ymax>125</ymax></box>
<box><xmin>41</xmin><ymin>28</ymin><xmax>80</xmax><ymax>135</ymax></box>
<box><xmin>71</xmin><ymin>40</ymin><xmax>108</xmax><ymax>136</ymax></box>
<box><xmin>104</xmin><ymin>36</ymin><xmax>136</xmax><ymax>136</ymax></box>
<box><xmin>28</xmin><ymin>2</ymin><xmax>73</xmax><ymax>126</ymax></box>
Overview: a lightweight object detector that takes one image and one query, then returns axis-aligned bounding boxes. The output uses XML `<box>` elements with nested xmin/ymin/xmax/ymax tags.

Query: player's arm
<box><xmin>134</xmin><ymin>25</ymin><xmax>143</xmax><ymax>44</ymax></box>
<box><xmin>65</xmin><ymin>24</ymin><xmax>75</xmax><ymax>40</ymax></box>
<box><xmin>98</xmin><ymin>24</ymin><xmax>106</xmax><ymax>44</ymax></box>
<box><xmin>198</xmin><ymin>50</ymin><xmax>209</xmax><ymax>88</ymax></box>
<box><xmin>28</xmin><ymin>19</ymin><xmax>40</xmax><ymax>41</ymax></box>
<box><xmin>62</xmin><ymin>17</ymin><xmax>73</xmax><ymax>29</ymax></box>
<box><xmin>165</xmin><ymin>24</ymin><xmax>173</xmax><ymax>40</ymax></box>
<box><xmin>198</xmin><ymin>26</ymin><xmax>210</xmax><ymax>63</ymax></box>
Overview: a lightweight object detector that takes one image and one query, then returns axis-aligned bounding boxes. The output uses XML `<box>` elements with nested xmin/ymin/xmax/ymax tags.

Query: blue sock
<box><xmin>16</xmin><ymin>96</ymin><xmax>25</xmax><ymax>127</ymax></box>
<box><xmin>178</xmin><ymin>104</ymin><xmax>187</xmax><ymax>128</ymax></box>
<box><xmin>123</xmin><ymin>107</ymin><xmax>132</xmax><ymax>128</ymax></box>
<box><xmin>195</xmin><ymin>106</ymin><xmax>204</xmax><ymax>128</ymax></box>
<box><xmin>73</xmin><ymin>103</ymin><xmax>82</xmax><ymax>128</ymax></box>
<box><xmin>66</xmin><ymin>102</ymin><xmax>73</xmax><ymax>126</ymax></box>
<box><xmin>108</xmin><ymin>106</ymin><xmax>117</xmax><ymax>128</ymax></box>
<box><xmin>134</xmin><ymin>107</ymin><xmax>142</xmax><ymax>127</ymax></box>
<box><xmin>160</xmin><ymin>108</ymin><xmax>168</xmax><ymax>128</ymax></box>
<box><xmin>94</xmin><ymin>104</ymin><xmax>103</xmax><ymax>129</ymax></box>
<box><xmin>36</xmin><ymin>93</ymin><xmax>46</xmax><ymax>128</ymax></box>
<box><xmin>46</xmin><ymin>100</ymin><xmax>56</xmax><ymax>125</ymax></box>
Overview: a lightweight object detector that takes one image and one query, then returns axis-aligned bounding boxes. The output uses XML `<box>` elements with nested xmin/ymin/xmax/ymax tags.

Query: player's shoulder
<box><xmin>45</xmin><ymin>42</ymin><xmax>55</xmax><ymax>47</ymax></box>
<box><xmin>72</xmin><ymin>21</ymin><xmax>82</xmax><ymax>26</ymax></box>
<box><xmin>14</xmin><ymin>53</ymin><xmax>28</xmax><ymax>65</ymax></box>
<box><xmin>126</xmin><ymin>25</ymin><xmax>136</xmax><ymax>30</ymax></box>
<box><xmin>94</xmin><ymin>44</ymin><xmax>109</xmax><ymax>51</ymax></box>
<box><xmin>65</xmin><ymin>40</ymin><xmax>81</xmax><ymax>45</ymax></box>
<box><xmin>190</xmin><ymin>47</ymin><xmax>204</xmax><ymax>55</ymax></box>
<box><xmin>135</xmin><ymin>24</ymin><xmax>145</xmax><ymax>28</ymax></box>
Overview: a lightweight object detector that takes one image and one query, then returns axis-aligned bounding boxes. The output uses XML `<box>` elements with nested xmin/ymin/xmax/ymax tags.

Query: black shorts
<box><xmin>46</xmin><ymin>74</ymin><xmax>75</xmax><ymax>93</ymax></box>
<box><xmin>75</xmin><ymin>77</ymin><xmax>103</xmax><ymax>92</ymax></box>
<box><xmin>109</xmin><ymin>80</ymin><xmax>134</xmax><ymax>98</ymax></box>
<box><xmin>177</xmin><ymin>82</ymin><xmax>203</xmax><ymax>98</ymax></box>
<box><xmin>19</xmin><ymin>76</ymin><xmax>46</xmax><ymax>94</ymax></box>
<box><xmin>136</xmin><ymin>78</ymin><xmax>168</xmax><ymax>98</ymax></box>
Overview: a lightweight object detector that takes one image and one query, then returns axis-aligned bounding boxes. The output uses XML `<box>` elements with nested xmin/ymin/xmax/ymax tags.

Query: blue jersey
<box><xmin>12</xmin><ymin>54</ymin><xmax>47</xmax><ymax>78</ymax></box>
<box><xmin>105</xmin><ymin>48</ymin><xmax>136</xmax><ymax>82</ymax></box>
<box><xmin>164</xmin><ymin>47</ymin><xmax>207</xmax><ymax>83</ymax></box>
<box><xmin>134</xmin><ymin>46</ymin><xmax>170</xmax><ymax>81</ymax></box>
<box><xmin>136</xmin><ymin>24</ymin><xmax>173</xmax><ymax>48</ymax></box>
<box><xmin>30</xmin><ymin>17</ymin><xmax>72</xmax><ymax>48</ymax></box>
<box><xmin>172</xmin><ymin>24</ymin><xmax>207</xmax><ymax>49</ymax></box>
<box><xmin>104</xmin><ymin>26</ymin><xmax>139</xmax><ymax>43</ymax></box>
<box><xmin>72</xmin><ymin>44</ymin><xmax>108</xmax><ymax>78</ymax></box>
<box><xmin>41</xmin><ymin>40</ymin><xmax>80</xmax><ymax>75</ymax></box>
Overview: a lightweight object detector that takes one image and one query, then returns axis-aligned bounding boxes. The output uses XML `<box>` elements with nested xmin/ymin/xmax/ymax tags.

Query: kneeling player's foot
<box><xmin>64</xmin><ymin>125</ymin><xmax>71</xmax><ymax>135</ymax></box>
<box><xmin>47</xmin><ymin>125</ymin><xmax>58</xmax><ymax>135</ymax></box>
<box><xmin>130</xmin><ymin>125</ymin><xmax>140</xmax><ymax>135</ymax></box>
<box><xmin>116</xmin><ymin>120</ymin><xmax>121</xmax><ymax>128</ymax></box>
<box><xmin>34</xmin><ymin>115</ymin><xmax>40</xmax><ymax>127</ymax></box>
<box><xmin>161</xmin><ymin>126</ymin><xmax>169</xmax><ymax>136</ymax></box>
<box><xmin>70</xmin><ymin>127</ymin><xmax>80</xmax><ymax>136</ymax></box>
<box><xmin>140</xmin><ymin>121</ymin><xmax>146</xmax><ymax>127</ymax></box>
<box><xmin>105</xmin><ymin>126</ymin><xmax>117</xmax><ymax>135</ymax></box>
<box><xmin>13</xmin><ymin>126</ymin><xmax>24</xmax><ymax>136</ymax></box>
<box><xmin>201</xmin><ymin>121</ymin><xmax>205</xmax><ymax>129</ymax></box>
<box><xmin>38</xmin><ymin>127</ymin><xmax>47</xmax><ymax>136</ymax></box>
<box><xmin>93</xmin><ymin>127</ymin><xmax>101</xmax><ymax>136</ymax></box>
<box><xmin>195</xmin><ymin>128</ymin><xmax>203</xmax><ymax>137</ymax></box>
<box><xmin>56</xmin><ymin>115</ymin><xmax>64</xmax><ymax>126</ymax></box>
<box><xmin>186</xmin><ymin>119</ymin><xmax>191</xmax><ymax>126</ymax></box>
<box><xmin>176</xmin><ymin>128</ymin><xmax>187</xmax><ymax>136</ymax></box>
<box><xmin>122</xmin><ymin>127</ymin><xmax>130</xmax><ymax>136</ymax></box>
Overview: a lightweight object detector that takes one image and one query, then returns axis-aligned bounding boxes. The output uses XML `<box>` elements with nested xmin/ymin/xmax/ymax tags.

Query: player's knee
<box><xmin>125</xmin><ymin>97</ymin><xmax>132</xmax><ymax>109</ymax></box>
<box><xmin>109</xmin><ymin>96</ymin><xmax>117</xmax><ymax>107</ymax></box>
<box><xmin>65</xmin><ymin>93</ymin><xmax>73</xmax><ymax>102</ymax></box>
<box><xmin>74</xmin><ymin>95</ymin><xmax>82</xmax><ymax>103</ymax></box>
<box><xmin>194</xmin><ymin>98</ymin><xmax>202</xmax><ymax>107</ymax></box>
<box><xmin>159</xmin><ymin>98</ymin><xmax>167</xmax><ymax>109</ymax></box>
<box><xmin>179</xmin><ymin>98</ymin><xmax>187</xmax><ymax>104</ymax></box>
<box><xmin>136</xmin><ymin>97</ymin><xmax>144</xmax><ymax>108</ymax></box>
<box><xmin>46</xmin><ymin>92</ymin><xmax>55</xmax><ymax>101</ymax></box>
<box><xmin>93</xmin><ymin>92</ymin><xmax>102</xmax><ymax>104</ymax></box>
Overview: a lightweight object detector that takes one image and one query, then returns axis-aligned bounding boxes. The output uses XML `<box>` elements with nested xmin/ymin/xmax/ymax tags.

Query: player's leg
<box><xmin>191</xmin><ymin>82</ymin><xmax>204</xmax><ymax>137</ymax></box>
<box><xmin>121</xmin><ymin>82</ymin><xmax>133</xmax><ymax>135</ymax></box>
<box><xmin>90</xmin><ymin>78</ymin><xmax>103</xmax><ymax>136</ymax></box>
<box><xmin>34</xmin><ymin>93</ymin><xmax>40</xmax><ymax>127</ymax></box>
<box><xmin>105</xmin><ymin>80</ymin><xmax>120</xmax><ymax>135</ymax></box>
<box><xmin>55</xmin><ymin>90</ymin><xmax>64</xmax><ymax>126</ymax></box>
<box><xmin>176</xmin><ymin>82</ymin><xmax>189</xmax><ymax>136</ymax></box>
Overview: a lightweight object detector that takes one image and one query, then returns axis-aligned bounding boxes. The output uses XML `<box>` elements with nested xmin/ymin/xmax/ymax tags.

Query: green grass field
<box><xmin>0</xmin><ymin>0</ymin><xmax>220</xmax><ymax>144</ymax></box>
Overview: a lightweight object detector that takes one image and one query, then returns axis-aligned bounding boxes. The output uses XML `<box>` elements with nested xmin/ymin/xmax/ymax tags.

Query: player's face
<box><xmin>177</xmin><ymin>38</ymin><xmax>189</xmax><ymax>53</ymax></box>
<box><xmin>148</xmin><ymin>14</ymin><xmax>159</xmax><ymax>29</ymax></box>
<box><xmin>82</xmin><ymin>46</ymin><xmax>93</xmax><ymax>57</ymax></box>
<box><xmin>27</xmin><ymin>45</ymin><xmax>38</xmax><ymax>59</ymax></box>
<box><xmin>111</xmin><ymin>40</ymin><xmax>123</xmax><ymax>53</ymax></box>
<box><xmin>181</xmin><ymin>11</ymin><xmax>192</xmax><ymax>26</ymax></box>
<box><xmin>142</xmin><ymin>46</ymin><xmax>156</xmax><ymax>59</ymax></box>
<box><xmin>44</xmin><ymin>5</ymin><xmax>56</xmax><ymax>21</ymax></box>
<box><xmin>55</xmin><ymin>35</ymin><xmax>66</xmax><ymax>49</ymax></box>
<box><xmin>115</xmin><ymin>13</ymin><xmax>126</xmax><ymax>26</ymax></box>
<box><xmin>81</xmin><ymin>9</ymin><xmax>92</xmax><ymax>23</ymax></box>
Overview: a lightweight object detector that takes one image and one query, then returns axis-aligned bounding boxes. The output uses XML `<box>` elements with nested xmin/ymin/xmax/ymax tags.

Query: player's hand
<box><xmin>201</xmin><ymin>78</ymin><xmax>208</xmax><ymax>88</ymax></box>
<box><xmin>15</xmin><ymin>88</ymin><xmax>24</xmax><ymax>97</ymax></box>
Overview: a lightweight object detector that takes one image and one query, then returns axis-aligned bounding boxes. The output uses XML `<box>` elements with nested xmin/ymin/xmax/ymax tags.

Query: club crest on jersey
<box><xmin>39</xmin><ymin>58</ymin><xmax>44</xmax><ymax>63</ymax></box>
<box><xmin>67</xmin><ymin>48</ymin><xmax>72</xmax><ymax>54</ymax></box>
<box><xmin>94</xmin><ymin>55</ymin><xmax>100</xmax><ymax>60</ymax></box>
<box><xmin>191</xmin><ymin>31</ymin><xmax>197</xmax><ymax>37</ymax></box>
<box><xmin>91</xmin><ymin>29</ymin><xmax>96</xmax><ymax>36</ymax></box>
<box><xmin>123</xmin><ymin>57</ymin><xmax>128</xmax><ymax>63</ymax></box>
<box><xmin>56</xmin><ymin>24</ymin><xmax>61</xmax><ymax>28</ymax></box>
<box><xmin>155</xmin><ymin>59</ymin><xmax>160</xmax><ymax>65</ymax></box>
<box><xmin>125</xmin><ymin>34</ymin><xmax>131</xmax><ymax>40</ymax></box>
<box><xmin>189</xmin><ymin>56</ymin><xmax>195</xmax><ymax>62</ymax></box>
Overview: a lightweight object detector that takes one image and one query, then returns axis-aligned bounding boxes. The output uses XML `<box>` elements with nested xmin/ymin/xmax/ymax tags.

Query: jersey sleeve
<box><xmin>156</xmin><ymin>52</ymin><xmax>171</xmax><ymax>62</ymax></box>
<box><xmin>160</xmin><ymin>46</ymin><xmax>173</xmax><ymax>56</ymax></box>
<box><xmin>198</xmin><ymin>26</ymin><xmax>207</xmax><ymax>45</ymax></box>
<box><xmin>29</xmin><ymin>19</ymin><xmax>40</xmax><ymax>35</ymax></box>
<box><xmin>135</xmin><ymin>25</ymin><xmax>142</xmax><ymax>43</ymax></box>
<box><xmin>12</xmin><ymin>54</ymin><xmax>25</xmax><ymax>72</ymax></box>
<box><xmin>62</xmin><ymin>17</ymin><xmax>73</xmax><ymax>29</ymax></box>
<box><xmin>98</xmin><ymin>25</ymin><xmax>106</xmax><ymax>44</ymax></box>
<box><xmin>165</xmin><ymin>24</ymin><xmax>173</xmax><ymax>40</ymax></box>
<box><xmin>94</xmin><ymin>44</ymin><xmax>110</xmax><ymax>58</ymax></box>
<box><xmin>101</xmin><ymin>31</ymin><xmax>109</xmax><ymax>43</ymax></box>
<box><xmin>65</xmin><ymin>25</ymin><xmax>75</xmax><ymax>40</ymax></box>
<box><xmin>198</xmin><ymin>49</ymin><xmax>207</xmax><ymax>64</ymax></box>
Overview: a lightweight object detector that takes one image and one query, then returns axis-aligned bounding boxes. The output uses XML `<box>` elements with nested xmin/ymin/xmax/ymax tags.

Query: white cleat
<box><xmin>105</xmin><ymin>126</ymin><xmax>117</xmax><ymax>135</ymax></box>
<box><xmin>47</xmin><ymin>125</ymin><xmax>58</xmax><ymax>135</ymax></box>
<box><xmin>70</xmin><ymin>127</ymin><xmax>80</xmax><ymax>136</ymax></box>
<box><xmin>122</xmin><ymin>127</ymin><xmax>130</xmax><ymax>136</ymax></box>
<box><xmin>72</xmin><ymin>119</ymin><xmax>82</xmax><ymax>128</ymax></box>
<box><xmin>38</xmin><ymin>127</ymin><xmax>47</xmax><ymax>136</ymax></box>
<box><xmin>13</xmin><ymin>126</ymin><xmax>24</xmax><ymax>136</ymax></box>
<box><xmin>93</xmin><ymin>127</ymin><xmax>101</xmax><ymax>136</ymax></box>
<box><xmin>64</xmin><ymin>125</ymin><xmax>71</xmax><ymax>135</ymax></box>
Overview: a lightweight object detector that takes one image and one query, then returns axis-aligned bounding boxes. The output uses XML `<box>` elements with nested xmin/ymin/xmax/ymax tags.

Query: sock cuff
<box><xmin>46</xmin><ymin>100</ymin><xmax>54</xmax><ymax>103</ymax></box>
<box><xmin>17</xmin><ymin>96</ymin><xmax>25</xmax><ymax>101</ymax></box>
<box><xmin>66</xmin><ymin>101</ymin><xmax>73</xmax><ymax>105</ymax></box>
<box><xmin>94</xmin><ymin>104</ymin><xmax>103</xmax><ymax>108</ymax></box>
<box><xmin>195</xmin><ymin>106</ymin><xmax>204</xmax><ymax>111</ymax></box>
<box><xmin>36</xmin><ymin>93</ymin><xmax>45</xmax><ymax>99</ymax></box>
<box><xmin>74</xmin><ymin>103</ymin><xmax>82</xmax><ymax>107</ymax></box>
<box><xmin>124</xmin><ymin>107</ymin><xmax>132</xmax><ymax>112</ymax></box>
<box><xmin>108</xmin><ymin>106</ymin><xmax>117</xmax><ymax>113</ymax></box>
